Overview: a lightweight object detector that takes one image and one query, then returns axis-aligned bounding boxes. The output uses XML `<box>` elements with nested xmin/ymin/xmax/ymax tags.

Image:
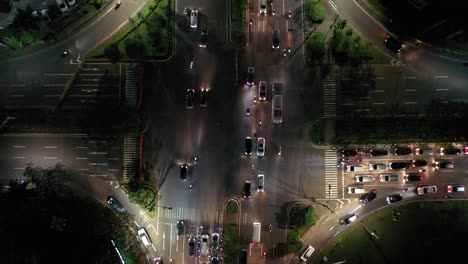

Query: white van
<box><xmin>252</xmin><ymin>222</ymin><xmax>261</xmax><ymax>244</ymax></box>
<box><xmin>348</xmin><ymin>186</ymin><xmax>366</xmax><ymax>194</ymax></box>
<box><xmin>259</xmin><ymin>0</ymin><xmax>267</xmax><ymax>14</ymax></box>
<box><xmin>300</xmin><ymin>245</ymin><xmax>315</xmax><ymax>261</ymax></box>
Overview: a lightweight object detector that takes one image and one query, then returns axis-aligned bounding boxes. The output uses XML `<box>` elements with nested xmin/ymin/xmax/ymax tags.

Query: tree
<box><xmin>23</xmin><ymin>163</ymin><xmax>69</xmax><ymax>196</ymax></box>
<box><xmin>307</xmin><ymin>0</ymin><xmax>326</xmax><ymax>23</ymax></box>
<box><xmin>124</xmin><ymin>38</ymin><xmax>146</xmax><ymax>58</ymax></box>
<box><xmin>104</xmin><ymin>43</ymin><xmax>121</xmax><ymax>63</ymax></box>
<box><xmin>287</xmin><ymin>231</ymin><xmax>303</xmax><ymax>253</ymax></box>
<box><xmin>11</xmin><ymin>5</ymin><xmax>40</xmax><ymax>31</ymax></box>
<box><xmin>306</xmin><ymin>32</ymin><xmax>326</xmax><ymax>63</ymax></box>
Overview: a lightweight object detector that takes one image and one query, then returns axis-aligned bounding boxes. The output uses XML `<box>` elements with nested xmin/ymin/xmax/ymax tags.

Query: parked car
<box><xmin>404</xmin><ymin>174</ymin><xmax>422</xmax><ymax>182</ymax></box>
<box><xmin>56</xmin><ymin>0</ymin><xmax>69</xmax><ymax>13</ymax></box>
<box><xmin>417</xmin><ymin>186</ymin><xmax>437</xmax><ymax>195</ymax></box>
<box><xmin>354</xmin><ymin>175</ymin><xmax>374</xmax><ymax>183</ymax></box>
<box><xmin>379</xmin><ymin>174</ymin><xmax>399</xmax><ymax>182</ymax></box>
<box><xmin>388</xmin><ymin>162</ymin><xmax>409</xmax><ymax>170</ymax></box>
<box><xmin>447</xmin><ymin>185</ymin><xmax>465</xmax><ymax>193</ymax></box>
<box><xmin>440</xmin><ymin>147</ymin><xmax>461</xmax><ymax>155</ymax></box>
<box><xmin>394</xmin><ymin>147</ymin><xmax>412</xmax><ymax>155</ymax></box>
<box><xmin>369</xmin><ymin>163</ymin><xmax>386</xmax><ymax>171</ymax></box>
<box><xmin>359</xmin><ymin>189</ymin><xmax>377</xmax><ymax>205</ymax></box>
<box><xmin>435</xmin><ymin>160</ymin><xmax>454</xmax><ymax>170</ymax></box>
<box><xmin>345</xmin><ymin>165</ymin><xmax>364</xmax><ymax>172</ymax></box>
<box><xmin>386</xmin><ymin>194</ymin><xmax>403</xmax><ymax>204</ymax></box>
<box><xmin>65</xmin><ymin>0</ymin><xmax>76</xmax><ymax>7</ymax></box>
<box><xmin>415</xmin><ymin>147</ymin><xmax>433</xmax><ymax>155</ymax></box>
<box><xmin>300</xmin><ymin>245</ymin><xmax>315</xmax><ymax>261</ymax></box>
<box><xmin>138</xmin><ymin>227</ymin><xmax>152</xmax><ymax>246</ymax></box>
<box><xmin>107</xmin><ymin>196</ymin><xmax>125</xmax><ymax>213</ymax></box>
<box><xmin>340</xmin><ymin>213</ymin><xmax>357</xmax><ymax>226</ymax></box>
<box><xmin>348</xmin><ymin>186</ymin><xmax>366</xmax><ymax>194</ymax></box>
<box><xmin>369</xmin><ymin>149</ymin><xmax>388</xmax><ymax>157</ymax></box>
<box><xmin>190</xmin><ymin>9</ymin><xmax>198</xmax><ymax>28</ymax></box>
<box><xmin>411</xmin><ymin>159</ymin><xmax>427</xmax><ymax>167</ymax></box>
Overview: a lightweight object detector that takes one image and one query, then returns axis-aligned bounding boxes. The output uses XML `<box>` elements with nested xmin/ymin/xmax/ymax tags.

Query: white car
<box><xmin>65</xmin><ymin>0</ymin><xmax>76</xmax><ymax>7</ymax></box>
<box><xmin>368</xmin><ymin>163</ymin><xmax>386</xmax><ymax>171</ymax></box>
<box><xmin>138</xmin><ymin>227</ymin><xmax>152</xmax><ymax>246</ymax></box>
<box><xmin>55</xmin><ymin>0</ymin><xmax>69</xmax><ymax>12</ymax></box>
<box><xmin>417</xmin><ymin>186</ymin><xmax>437</xmax><ymax>195</ymax></box>
<box><xmin>200</xmin><ymin>234</ymin><xmax>210</xmax><ymax>255</ymax></box>
<box><xmin>190</xmin><ymin>9</ymin><xmax>198</xmax><ymax>28</ymax></box>
<box><xmin>257</xmin><ymin>174</ymin><xmax>265</xmax><ymax>192</ymax></box>
<box><xmin>257</xmin><ymin>137</ymin><xmax>265</xmax><ymax>157</ymax></box>
<box><xmin>300</xmin><ymin>245</ymin><xmax>315</xmax><ymax>261</ymax></box>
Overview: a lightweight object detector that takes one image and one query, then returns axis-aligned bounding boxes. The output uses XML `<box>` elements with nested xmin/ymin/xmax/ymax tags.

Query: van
<box><xmin>259</xmin><ymin>0</ymin><xmax>267</xmax><ymax>14</ymax></box>
<box><xmin>300</xmin><ymin>245</ymin><xmax>315</xmax><ymax>261</ymax></box>
<box><xmin>345</xmin><ymin>165</ymin><xmax>364</xmax><ymax>172</ymax></box>
<box><xmin>252</xmin><ymin>222</ymin><xmax>261</xmax><ymax>244</ymax></box>
<box><xmin>348</xmin><ymin>186</ymin><xmax>366</xmax><ymax>194</ymax></box>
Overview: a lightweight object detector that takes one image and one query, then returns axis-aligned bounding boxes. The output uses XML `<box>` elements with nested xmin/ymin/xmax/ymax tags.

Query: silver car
<box><xmin>368</xmin><ymin>163</ymin><xmax>386</xmax><ymax>171</ymax></box>
<box><xmin>190</xmin><ymin>9</ymin><xmax>198</xmax><ymax>28</ymax></box>
<box><xmin>354</xmin><ymin>175</ymin><xmax>374</xmax><ymax>183</ymax></box>
<box><xmin>379</xmin><ymin>174</ymin><xmax>399</xmax><ymax>182</ymax></box>
<box><xmin>200</xmin><ymin>234</ymin><xmax>209</xmax><ymax>255</ymax></box>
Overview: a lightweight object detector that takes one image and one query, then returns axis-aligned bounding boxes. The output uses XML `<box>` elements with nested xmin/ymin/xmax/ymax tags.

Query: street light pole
<box><xmin>360</xmin><ymin>221</ymin><xmax>380</xmax><ymax>239</ymax></box>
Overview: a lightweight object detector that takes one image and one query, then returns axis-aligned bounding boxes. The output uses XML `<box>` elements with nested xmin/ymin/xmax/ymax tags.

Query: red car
<box><xmin>464</xmin><ymin>146</ymin><xmax>468</xmax><ymax>155</ymax></box>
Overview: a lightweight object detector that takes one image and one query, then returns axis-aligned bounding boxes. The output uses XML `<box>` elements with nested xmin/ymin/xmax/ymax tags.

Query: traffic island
<box><xmin>228</xmin><ymin>0</ymin><xmax>247</xmax><ymax>48</ymax></box>
<box><xmin>121</xmin><ymin>184</ymin><xmax>157</xmax><ymax>218</ymax></box>
<box><xmin>223</xmin><ymin>198</ymin><xmax>241</xmax><ymax>263</ymax></box>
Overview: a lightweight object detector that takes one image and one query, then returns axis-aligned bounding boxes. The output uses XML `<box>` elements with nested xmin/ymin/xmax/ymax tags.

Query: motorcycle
<box><xmin>288</xmin><ymin>9</ymin><xmax>292</xmax><ymax>18</ymax></box>
<box><xmin>115</xmin><ymin>1</ymin><xmax>121</xmax><ymax>9</ymax></box>
<box><xmin>278</xmin><ymin>146</ymin><xmax>282</xmax><ymax>155</ymax></box>
<box><xmin>247</xmin><ymin>108</ymin><xmax>250</xmax><ymax>116</ymax></box>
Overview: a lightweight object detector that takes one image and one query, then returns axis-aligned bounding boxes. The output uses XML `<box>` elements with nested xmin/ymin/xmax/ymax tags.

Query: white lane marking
<box><xmin>88</xmin><ymin>152</ymin><xmax>108</xmax><ymax>155</ymax></box>
<box><xmin>350</xmin><ymin>205</ymin><xmax>362</xmax><ymax>214</ymax></box>
<box><xmin>14</xmin><ymin>167</ymin><xmax>25</xmax><ymax>170</ymax></box>
<box><xmin>76</xmin><ymin>169</ymin><xmax>88</xmax><ymax>171</ymax></box>
<box><xmin>328</xmin><ymin>0</ymin><xmax>338</xmax><ymax>12</ymax></box>
<box><xmin>107</xmin><ymin>169</ymin><xmax>120</xmax><ymax>172</ymax></box>
<box><xmin>88</xmin><ymin>163</ymin><xmax>108</xmax><ymax>166</ymax></box>
<box><xmin>372</xmin><ymin>102</ymin><xmax>385</xmax><ymax>105</ymax></box>
<box><xmin>44</xmin><ymin>157</ymin><xmax>57</xmax><ymax>159</ymax></box>
<box><xmin>12</xmin><ymin>157</ymin><xmax>24</xmax><ymax>159</ymax></box>
<box><xmin>43</xmin><ymin>74</ymin><xmax>74</xmax><ymax>76</ymax></box>
<box><xmin>374</xmin><ymin>90</ymin><xmax>384</xmax><ymax>92</ymax></box>
<box><xmin>333</xmin><ymin>230</ymin><xmax>341</xmax><ymax>237</ymax></box>
<box><xmin>329</xmin><ymin>225</ymin><xmax>335</xmax><ymax>231</ymax></box>
<box><xmin>351</xmin><ymin>0</ymin><xmax>387</xmax><ymax>31</ymax></box>
<box><xmin>376</xmin><ymin>77</ymin><xmax>384</xmax><ymax>80</ymax></box>
<box><xmin>13</xmin><ymin>146</ymin><xmax>26</xmax><ymax>148</ymax></box>
<box><xmin>435</xmin><ymin>88</ymin><xmax>448</xmax><ymax>91</ymax></box>
<box><xmin>404</xmin><ymin>89</ymin><xmax>416</xmax><ymax>92</ymax></box>
<box><xmin>403</xmin><ymin>102</ymin><xmax>417</xmax><ymax>104</ymax></box>
<box><xmin>75</xmin><ymin>146</ymin><xmax>88</xmax><ymax>149</ymax></box>
<box><xmin>45</xmin><ymin>146</ymin><xmax>58</xmax><ymax>149</ymax></box>
<box><xmin>76</xmin><ymin>157</ymin><xmax>88</xmax><ymax>160</ymax></box>
<box><xmin>10</xmin><ymin>84</ymin><xmax>25</xmax><ymax>87</ymax></box>
<box><xmin>435</xmin><ymin>76</ymin><xmax>448</xmax><ymax>78</ymax></box>
<box><xmin>89</xmin><ymin>174</ymin><xmax>108</xmax><ymax>177</ymax></box>
<box><xmin>403</xmin><ymin>76</ymin><xmax>416</xmax><ymax>79</ymax></box>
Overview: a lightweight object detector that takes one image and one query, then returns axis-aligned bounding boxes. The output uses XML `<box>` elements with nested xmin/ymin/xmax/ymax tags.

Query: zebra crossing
<box><xmin>122</xmin><ymin>136</ymin><xmax>137</xmax><ymax>181</ymax></box>
<box><xmin>323</xmin><ymin>73</ymin><xmax>337</xmax><ymax>118</ymax></box>
<box><xmin>159</xmin><ymin>207</ymin><xmax>202</xmax><ymax>222</ymax></box>
<box><xmin>124</xmin><ymin>63</ymin><xmax>139</xmax><ymax>107</ymax></box>
<box><xmin>324</xmin><ymin>149</ymin><xmax>338</xmax><ymax>199</ymax></box>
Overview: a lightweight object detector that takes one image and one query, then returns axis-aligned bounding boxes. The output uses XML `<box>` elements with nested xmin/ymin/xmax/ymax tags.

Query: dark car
<box><xmin>386</xmin><ymin>194</ymin><xmax>403</xmax><ymax>204</ymax></box>
<box><xmin>394</xmin><ymin>147</ymin><xmax>412</xmax><ymax>155</ymax></box>
<box><xmin>389</xmin><ymin>162</ymin><xmax>409</xmax><ymax>170</ymax></box>
<box><xmin>272</xmin><ymin>29</ymin><xmax>280</xmax><ymax>49</ymax></box>
<box><xmin>404</xmin><ymin>173</ymin><xmax>422</xmax><ymax>182</ymax></box>
<box><xmin>199</xmin><ymin>30</ymin><xmax>208</xmax><ymax>48</ymax></box>
<box><xmin>185</xmin><ymin>89</ymin><xmax>195</xmax><ymax>108</ymax></box>
<box><xmin>411</xmin><ymin>159</ymin><xmax>427</xmax><ymax>167</ymax></box>
<box><xmin>243</xmin><ymin>181</ymin><xmax>251</xmax><ymax>198</ymax></box>
<box><xmin>176</xmin><ymin>220</ymin><xmax>185</xmax><ymax>236</ymax></box>
<box><xmin>342</xmin><ymin>149</ymin><xmax>358</xmax><ymax>157</ymax></box>
<box><xmin>107</xmin><ymin>197</ymin><xmax>125</xmax><ymax>213</ymax></box>
<box><xmin>247</xmin><ymin>67</ymin><xmax>254</xmax><ymax>86</ymax></box>
<box><xmin>180</xmin><ymin>164</ymin><xmax>188</xmax><ymax>181</ymax></box>
<box><xmin>359</xmin><ymin>189</ymin><xmax>377</xmax><ymax>205</ymax></box>
<box><xmin>440</xmin><ymin>147</ymin><xmax>461</xmax><ymax>156</ymax></box>
<box><xmin>188</xmin><ymin>238</ymin><xmax>196</xmax><ymax>256</ymax></box>
<box><xmin>245</xmin><ymin>137</ymin><xmax>253</xmax><ymax>155</ymax></box>
<box><xmin>211</xmin><ymin>257</ymin><xmax>220</xmax><ymax>264</ymax></box>
<box><xmin>435</xmin><ymin>160</ymin><xmax>454</xmax><ymax>170</ymax></box>
<box><xmin>200</xmin><ymin>89</ymin><xmax>207</xmax><ymax>106</ymax></box>
<box><xmin>384</xmin><ymin>35</ymin><xmax>403</xmax><ymax>53</ymax></box>
<box><xmin>340</xmin><ymin>213</ymin><xmax>357</xmax><ymax>226</ymax></box>
<box><xmin>369</xmin><ymin>149</ymin><xmax>388</xmax><ymax>157</ymax></box>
